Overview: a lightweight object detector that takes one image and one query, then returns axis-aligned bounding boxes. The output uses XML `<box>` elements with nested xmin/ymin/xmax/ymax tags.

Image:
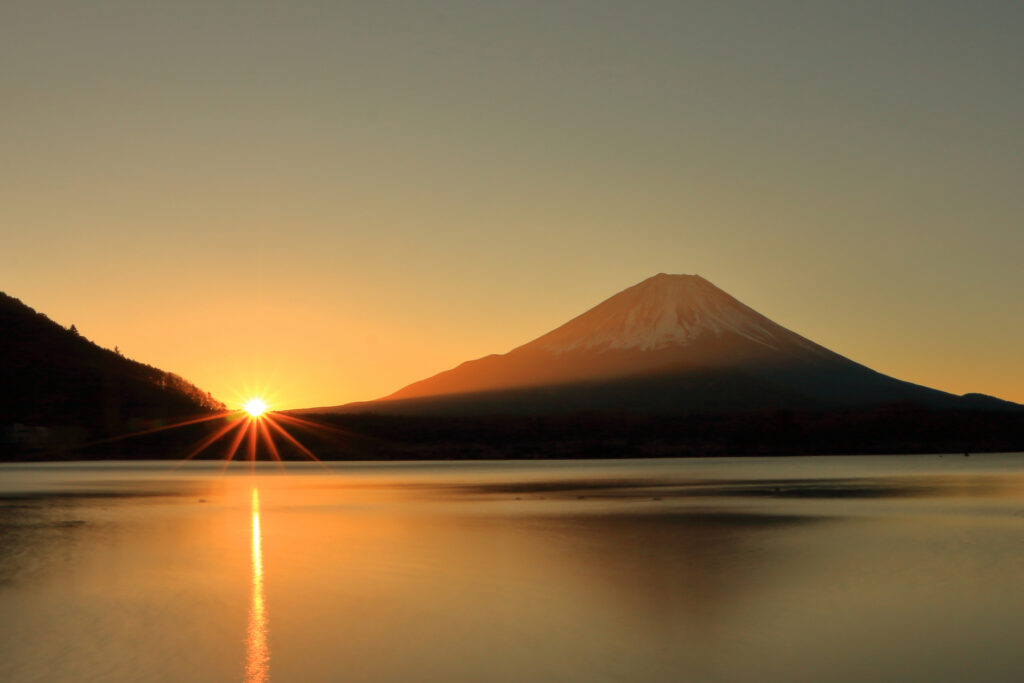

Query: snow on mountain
<box><xmin>524</xmin><ymin>273</ymin><xmax>812</xmax><ymax>354</ymax></box>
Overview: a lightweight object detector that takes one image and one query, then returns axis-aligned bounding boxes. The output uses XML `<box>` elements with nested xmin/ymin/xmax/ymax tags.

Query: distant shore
<box><xmin>5</xmin><ymin>405</ymin><xmax>1023</xmax><ymax>462</ymax></box>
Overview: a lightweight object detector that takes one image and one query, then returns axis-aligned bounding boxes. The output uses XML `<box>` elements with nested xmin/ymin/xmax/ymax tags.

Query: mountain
<box><xmin>312</xmin><ymin>274</ymin><xmax>1020</xmax><ymax>416</ymax></box>
<box><xmin>1</xmin><ymin>291</ymin><xmax>223</xmax><ymax>449</ymax></box>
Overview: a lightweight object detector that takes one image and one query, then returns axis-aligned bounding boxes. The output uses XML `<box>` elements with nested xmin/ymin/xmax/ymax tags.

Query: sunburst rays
<box><xmin>52</xmin><ymin>391</ymin><xmax>373</xmax><ymax>467</ymax></box>
<box><xmin>169</xmin><ymin>406</ymin><xmax>327</xmax><ymax>467</ymax></box>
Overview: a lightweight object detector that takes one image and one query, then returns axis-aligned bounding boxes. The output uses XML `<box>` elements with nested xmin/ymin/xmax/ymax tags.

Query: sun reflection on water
<box><xmin>246</xmin><ymin>488</ymin><xmax>269</xmax><ymax>683</ymax></box>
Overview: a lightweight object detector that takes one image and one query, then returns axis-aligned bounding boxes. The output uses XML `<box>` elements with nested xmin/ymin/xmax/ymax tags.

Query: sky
<box><xmin>2</xmin><ymin>1</ymin><xmax>1022</xmax><ymax>409</ymax></box>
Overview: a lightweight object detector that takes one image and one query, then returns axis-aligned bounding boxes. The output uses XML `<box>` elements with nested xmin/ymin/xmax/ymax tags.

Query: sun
<box><xmin>243</xmin><ymin>398</ymin><xmax>269</xmax><ymax>418</ymax></box>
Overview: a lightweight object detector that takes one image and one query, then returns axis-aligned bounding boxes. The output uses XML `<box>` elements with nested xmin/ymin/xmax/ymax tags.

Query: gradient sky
<box><xmin>3</xmin><ymin>1</ymin><xmax>1022</xmax><ymax>408</ymax></box>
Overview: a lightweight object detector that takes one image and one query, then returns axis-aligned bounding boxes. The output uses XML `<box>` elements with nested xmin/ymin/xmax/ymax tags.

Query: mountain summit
<box><xmin>527</xmin><ymin>273</ymin><xmax>805</xmax><ymax>354</ymax></box>
<box><xmin>315</xmin><ymin>274</ymin><xmax>1015</xmax><ymax>416</ymax></box>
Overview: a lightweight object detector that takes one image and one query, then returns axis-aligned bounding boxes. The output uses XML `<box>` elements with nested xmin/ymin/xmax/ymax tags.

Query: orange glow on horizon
<box><xmin>50</xmin><ymin>380</ymin><xmax>362</xmax><ymax>465</ymax></box>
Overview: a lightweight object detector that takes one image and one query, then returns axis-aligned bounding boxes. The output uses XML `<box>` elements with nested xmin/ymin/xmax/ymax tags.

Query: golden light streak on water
<box><xmin>246</xmin><ymin>488</ymin><xmax>269</xmax><ymax>683</ymax></box>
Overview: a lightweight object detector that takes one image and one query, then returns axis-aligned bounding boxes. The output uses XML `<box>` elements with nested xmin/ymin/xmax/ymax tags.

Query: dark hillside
<box><xmin>1</xmin><ymin>291</ymin><xmax>223</xmax><ymax>451</ymax></box>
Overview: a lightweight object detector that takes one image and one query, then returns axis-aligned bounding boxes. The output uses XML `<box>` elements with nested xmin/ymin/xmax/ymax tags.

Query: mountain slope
<box><xmin>311</xmin><ymin>274</ymin><xmax>1019</xmax><ymax>417</ymax></box>
<box><xmin>384</xmin><ymin>274</ymin><xmax>836</xmax><ymax>402</ymax></box>
<box><xmin>1</xmin><ymin>291</ymin><xmax>223</xmax><ymax>438</ymax></box>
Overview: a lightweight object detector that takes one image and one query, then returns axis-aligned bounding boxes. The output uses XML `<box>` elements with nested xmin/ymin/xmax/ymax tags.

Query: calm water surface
<box><xmin>2</xmin><ymin>455</ymin><xmax>1024</xmax><ymax>682</ymax></box>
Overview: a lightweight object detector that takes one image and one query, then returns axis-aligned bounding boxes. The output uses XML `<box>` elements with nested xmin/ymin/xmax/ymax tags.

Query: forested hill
<box><xmin>1</xmin><ymin>291</ymin><xmax>223</xmax><ymax>446</ymax></box>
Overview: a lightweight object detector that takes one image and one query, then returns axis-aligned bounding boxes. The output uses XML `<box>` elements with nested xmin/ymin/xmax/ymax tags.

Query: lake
<box><xmin>2</xmin><ymin>454</ymin><xmax>1024</xmax><ymax>682</ymax></box>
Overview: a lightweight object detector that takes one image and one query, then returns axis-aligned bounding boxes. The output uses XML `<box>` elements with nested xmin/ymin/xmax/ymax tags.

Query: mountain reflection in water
<box><xmin>1</xmin><ymin>455</ymin><xmax>1024</xmax><ymax>682</ymax></box>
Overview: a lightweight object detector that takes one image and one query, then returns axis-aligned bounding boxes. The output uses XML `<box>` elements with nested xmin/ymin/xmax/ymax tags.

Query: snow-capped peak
<box><xmin>527</xmin><ymin>273</ymin><xmax>795</xmax><ymax>354</ymax></box>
